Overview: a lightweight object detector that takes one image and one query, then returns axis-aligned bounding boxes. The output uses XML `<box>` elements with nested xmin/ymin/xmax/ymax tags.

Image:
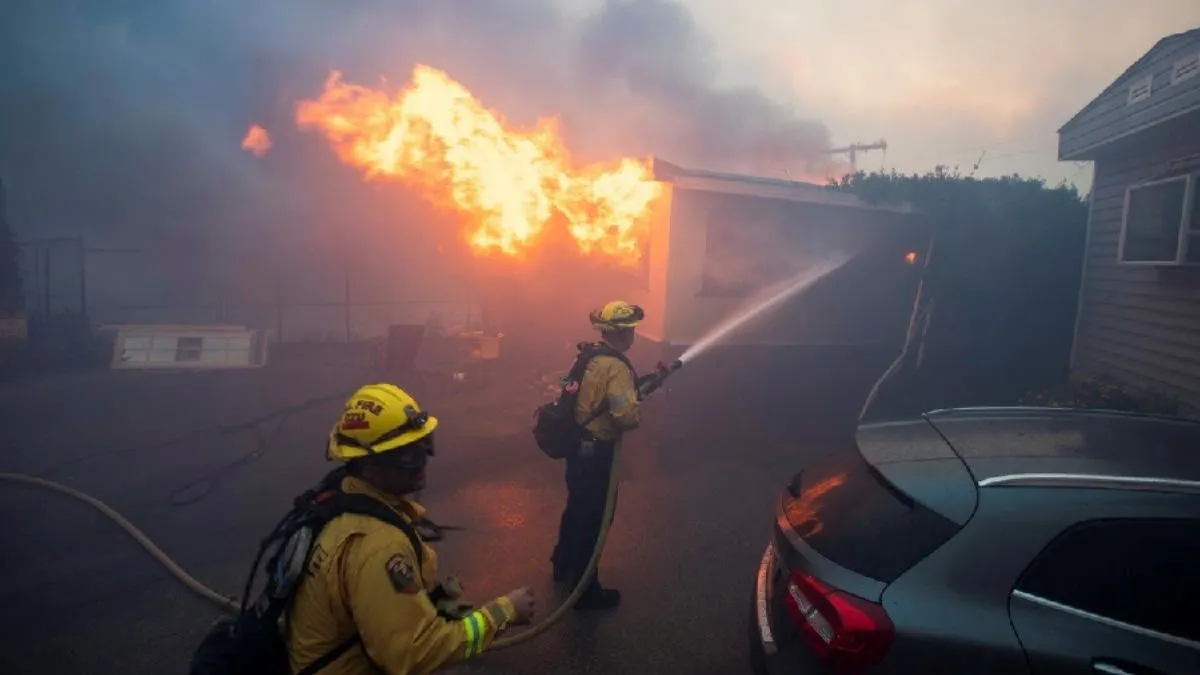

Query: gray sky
<box><xmin>675</xmin><ymin>0</ymin><xmax>1200</xmax><ymax>192</ymax></box>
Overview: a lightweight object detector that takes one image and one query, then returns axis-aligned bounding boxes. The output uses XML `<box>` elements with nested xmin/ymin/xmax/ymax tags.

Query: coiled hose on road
<box><xmin>0</xmin><ymin>443</ymin><xmax>624</xmax><ymax>650</ymax></box>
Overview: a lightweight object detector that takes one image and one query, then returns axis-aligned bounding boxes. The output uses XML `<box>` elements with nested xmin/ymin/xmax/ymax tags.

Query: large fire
<box><xmin>291</xmin><ymin>66</ymin><xmax>662</xmax><ymax>265</ymax></box>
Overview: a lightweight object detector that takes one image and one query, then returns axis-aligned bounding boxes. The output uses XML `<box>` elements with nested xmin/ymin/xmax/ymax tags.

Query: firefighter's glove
<box><xmin>435</xmin><ymin>599</ymin><xmax>475</xmax><ymax>620</ymax></box>
<box><xmin>430</xmin><ymin>576</ymin><xmax>473</xmax><ymax>619</ymax></box>
<box><xmin>429</xmin><ymin>576</ymin><xmax>464</xmax><ymax>603</ymax></box>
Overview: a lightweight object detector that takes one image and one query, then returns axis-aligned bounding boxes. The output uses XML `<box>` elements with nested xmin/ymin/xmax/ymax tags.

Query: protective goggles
<box><xmin>375</xmin><ymin>434</ymin><xmax>435</xmax><ymax>470</ymax></box>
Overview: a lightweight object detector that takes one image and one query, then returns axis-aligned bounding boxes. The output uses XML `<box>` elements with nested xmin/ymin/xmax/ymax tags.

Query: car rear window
<box><xmin>787</xmin><ymin>447</ymin><xmax>963</xmax><ymax>582</ymax></box>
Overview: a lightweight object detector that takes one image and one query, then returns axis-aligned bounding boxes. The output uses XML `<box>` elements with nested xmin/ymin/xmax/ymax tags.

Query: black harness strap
<box><xmin>297</xmin><ymin>634</ymin><xmax>362</xmax><ymax>675</ymax></box>
<box><xmin>567</xmin><ymin>342</ymin><xmax>637</xmax><ymax>427</ymax></box>
<box><xmin>295</xmin><ymin>491</ymin><xmax>428</xmax><ymax>674</ymax></box>
<box><xmin>316</xmin><ymin>492</ymin><xmax>426</xmax><ymax>567</ymax></box>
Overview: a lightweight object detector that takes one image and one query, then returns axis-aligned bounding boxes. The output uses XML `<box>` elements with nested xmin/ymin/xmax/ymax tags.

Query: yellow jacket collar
<box><xmin>339</xmin><ymin>474</ymin><xmax>427</xmax><ymax>520</ymax></box>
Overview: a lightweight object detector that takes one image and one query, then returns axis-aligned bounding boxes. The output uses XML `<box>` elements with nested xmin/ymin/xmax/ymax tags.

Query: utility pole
<box><xmin>825</xmin><ymin>139</ymin><xmax>888</xmax><ymax>175</ymax></box>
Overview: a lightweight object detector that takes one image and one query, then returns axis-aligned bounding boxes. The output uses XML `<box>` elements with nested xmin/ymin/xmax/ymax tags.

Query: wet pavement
<box><xmin>0</xmin><ymin>354</ymin><xmax>862</xmax><ymax>675</ymax></box>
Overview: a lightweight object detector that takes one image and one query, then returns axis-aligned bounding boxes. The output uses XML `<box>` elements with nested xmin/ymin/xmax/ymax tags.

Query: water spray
<box><xmin>0</xmin><ymin>251</ymin><xmax>862</xmax><ymax>664</ymax></box>
<box><xmin>681</xmin><ymin>253</ymin><xmax>852</xmax><ymax>364</ymax></box>
<box><xmin>496</xmin><ymin>256</ymin><xmax>854</xmax><ymax>646</ymax></box>
<box><xmin>633</xmin><ymin>254</ymin><xmax>852</xmax><ymax>403</ymax></box>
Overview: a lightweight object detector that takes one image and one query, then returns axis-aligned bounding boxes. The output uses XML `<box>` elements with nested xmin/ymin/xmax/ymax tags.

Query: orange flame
<box><xmin>241</xmin><ymin>124</ymin><xmax>272</xmax><ymax>157</ymax></box>
<box><xmin>293</xmin><ymin>66</ymin><xmax>662</xmax><ymax>265</ymax></box>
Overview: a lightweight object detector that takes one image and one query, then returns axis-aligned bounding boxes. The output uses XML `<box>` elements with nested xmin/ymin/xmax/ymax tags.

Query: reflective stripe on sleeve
<box><xmin>463</xmin><ymin>611</ymin><xmax>484</xmax><ymax>657</ymax></box>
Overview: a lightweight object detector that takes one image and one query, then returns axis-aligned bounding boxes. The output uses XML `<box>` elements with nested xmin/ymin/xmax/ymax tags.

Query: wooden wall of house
<box><xmin>1073</xmin><ymin>118</ymin><xmax>1200</xmax><ymax>412</ymax></box>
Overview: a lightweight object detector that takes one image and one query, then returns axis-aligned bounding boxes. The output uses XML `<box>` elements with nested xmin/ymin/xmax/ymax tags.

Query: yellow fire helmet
<box><xmin>589</xmin><ymin>300</ymin><xmax>645</xmax><ymax>331</ymax></box>
<box><xmin>326</xmin><ymin>383</ymin><xmax>439</xmax><ymax>462</ymax></box>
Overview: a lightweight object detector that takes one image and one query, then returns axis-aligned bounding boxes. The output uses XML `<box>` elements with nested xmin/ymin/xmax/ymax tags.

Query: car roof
<box><xmin>918</xmin><ymin>407</ymin><xmax>1200</xmax><ymax>488</ymax></box>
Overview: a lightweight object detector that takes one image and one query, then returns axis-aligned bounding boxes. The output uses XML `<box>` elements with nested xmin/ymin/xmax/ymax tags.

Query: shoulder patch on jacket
<box><xmin>385</xmin><ymin>554</ymin><xmax>420</xmax><ymax>594</ymax></box>
<box><xmin>307</xmin><ymin>543</ymin><xmax>329</xmax><ymax>577</ymax></box>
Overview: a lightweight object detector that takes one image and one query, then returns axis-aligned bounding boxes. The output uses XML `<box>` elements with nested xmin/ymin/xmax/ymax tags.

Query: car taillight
<box><xmin>783</xmin><ymin>571</ymin><xmax>894</xmax><ymax>673</ymax></box>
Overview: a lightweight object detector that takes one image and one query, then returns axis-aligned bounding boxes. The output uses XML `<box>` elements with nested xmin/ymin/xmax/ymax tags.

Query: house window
<box><xmin>1118</xmin><ymin>174</ymin><xmax>1197</xmax><ymax>264</ymax></box>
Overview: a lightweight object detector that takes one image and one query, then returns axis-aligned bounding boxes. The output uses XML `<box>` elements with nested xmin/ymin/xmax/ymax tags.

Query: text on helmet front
<box><xmin>355</xmin><ymin>399</ymin><xmax>385</xmax><ymax>416</ymax></box>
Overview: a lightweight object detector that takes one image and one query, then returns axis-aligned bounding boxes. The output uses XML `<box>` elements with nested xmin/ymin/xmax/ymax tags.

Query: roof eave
<box><xmin>1057</xmin><ymin>28</ymin><xmax>1200</xmax><ymax>137</ymax></box>
<box><xmin>651</xmin><ymin>157</ymin><xmax>921</xmax><ymax>214</ymax></box>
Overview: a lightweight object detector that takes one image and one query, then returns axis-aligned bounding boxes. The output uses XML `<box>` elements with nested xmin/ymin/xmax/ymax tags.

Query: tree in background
<box><xmin>831</xmin><ymin>167</ymin><xmax>1090</xmax><ymax>414</ymax></box>
<box><xmin>0</xmin><ymin>176</ymin><xmax>23</xmax><ymax>313</ymax></box>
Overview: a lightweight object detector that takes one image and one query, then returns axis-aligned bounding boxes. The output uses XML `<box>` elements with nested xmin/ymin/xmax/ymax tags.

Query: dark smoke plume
<box><xmin>0</xmin><ymin>0</ymin><xmax>831</xmax><ymax>311</ymax></box>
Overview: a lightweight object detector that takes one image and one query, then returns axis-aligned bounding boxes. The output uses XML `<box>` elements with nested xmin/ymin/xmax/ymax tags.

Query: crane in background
<box><xmin>825</xmin><ymin>139</ymin><xmax>888</xmax><ymax>175</ymax></box>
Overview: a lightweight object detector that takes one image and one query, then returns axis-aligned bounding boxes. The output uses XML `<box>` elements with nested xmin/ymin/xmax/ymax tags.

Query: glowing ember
<box><xmin>241</xmin><ymin>124</ymin><xmax>272</xmax><ymax>157</ymax></box>
<box><xmin>293</xmin><ymin>66</ymin><xmax>662</xmax><ymax>265</ymax></box>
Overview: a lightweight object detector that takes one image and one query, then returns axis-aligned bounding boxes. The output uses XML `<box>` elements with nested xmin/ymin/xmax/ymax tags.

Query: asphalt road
<box><xmin>0</xmin><ymin>355</ymin><xmax>857</xmax><ymax>675</ymax></box>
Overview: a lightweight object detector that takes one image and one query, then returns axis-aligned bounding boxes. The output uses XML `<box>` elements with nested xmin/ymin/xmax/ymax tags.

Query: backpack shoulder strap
<box><xmin>599</xmin><ymin>345</ymin><xmax>636</xmax><ymax>375</ymax></box>
<box><xmin>564</xmin><ymin>344</ymin><xmax>599</xmax><ymax>386</ymax></box>
<box><xmin>284</xmin><ymin>490</ymin><xmax>426</xmax><ymax>675</ymax></box>
<box><xmin>579</xmin><ymin>340</ymin><xmax>635</xmax><ymax>375</ymax></box>
<box><xmin>296</xmin><ymin>633</ymin><xmax>362</xmax><ymax>675</ymax></box>
<box><xmin>565</xmin><ymin>342</ymin><xmax>635</xmax><ymax>385</ymax></box>
<box><xmin>567</xmin><ymin>342</ymin><xmax>638</xmax><ymax>427</ymax></box>
<box><xmin>318</xmin><ymin>492</ymin><xmax>425</xmax><ymax>567</ymax></box>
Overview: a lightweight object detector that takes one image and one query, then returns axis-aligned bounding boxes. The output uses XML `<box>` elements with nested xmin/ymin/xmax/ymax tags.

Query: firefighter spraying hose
<box><xmin>0</xmin><ymin>247</ymin><xmax>933</xmax><ymax>672</ymax></box>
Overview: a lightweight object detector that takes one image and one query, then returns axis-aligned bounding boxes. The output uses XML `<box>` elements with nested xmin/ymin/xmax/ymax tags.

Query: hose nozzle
<box><xmin>636</xmin><ymin>359</ymin><xmax>683</xmax><ymax>398</ymax></box>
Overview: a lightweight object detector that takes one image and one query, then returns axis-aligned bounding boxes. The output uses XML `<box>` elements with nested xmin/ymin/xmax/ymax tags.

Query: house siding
<box><xmin>1072</xmin><ymin>131</ymin><xmax>1200</xmax><ymax>413</ymax></box>
<box><xmin>1060</xmin><ymin>32</ymin><xmax>1200</xmax><ymax>160</ymax></box>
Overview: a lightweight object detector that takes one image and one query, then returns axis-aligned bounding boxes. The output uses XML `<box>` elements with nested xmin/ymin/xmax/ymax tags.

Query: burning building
<box><xmin>286</xmin><ymin>65</ymin><xmax>929</xmax><ymax>356</ymax></box>
<box><xmin>629</xmin><ymin>158</ymin><xmax>929</xmax><ymax>352</ymax></box>
<box><xmin>285</xmin><ymin>64</ymin><xmax>933</xmax><ymax>435</ymax></box>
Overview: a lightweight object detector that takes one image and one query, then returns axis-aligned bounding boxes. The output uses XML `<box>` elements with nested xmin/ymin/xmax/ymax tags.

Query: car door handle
<box><xmin>1094</xmin><ymin>661</ymin><xmax>1164</xmax><ymax>675</ymax></box>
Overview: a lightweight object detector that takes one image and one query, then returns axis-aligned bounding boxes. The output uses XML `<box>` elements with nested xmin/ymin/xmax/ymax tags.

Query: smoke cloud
<box><xmin>572</xmin><ymin>0</ymin><xmax>831</xmax><ymax>173</ymax></box>
<box><xmin>0</xmin><ymin>0</ymin><xmax>831</xmax><ymax>315</ymax></box>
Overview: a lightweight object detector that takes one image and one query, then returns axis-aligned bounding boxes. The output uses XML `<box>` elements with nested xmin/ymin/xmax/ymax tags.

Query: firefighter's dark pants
<box><xmin>551</xmin><ymin>440</ymin><xmax>617</xmax><ymax>585</ymax></box>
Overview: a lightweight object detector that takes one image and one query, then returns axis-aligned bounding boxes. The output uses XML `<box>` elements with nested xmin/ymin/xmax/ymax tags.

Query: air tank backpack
<box><xmin>532</xmin><ymin>342</ymin><xmax>635</xmax><ymax>460</ymax></box>
<box><xmin>187</xmin><ymin>471</ymin><xmax>424</xmax><ymax>675</ymax></box>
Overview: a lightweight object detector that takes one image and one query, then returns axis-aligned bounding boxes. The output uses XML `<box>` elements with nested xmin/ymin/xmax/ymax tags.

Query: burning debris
<box><xmin>289</xmin><ymin>66</ymin><xmax>663</xmax><ymax>266</ymax></box>
<box><xmin>240</xmin><ymin>124</ymin><xmax>272</xmax><ymax>157</ymax></box>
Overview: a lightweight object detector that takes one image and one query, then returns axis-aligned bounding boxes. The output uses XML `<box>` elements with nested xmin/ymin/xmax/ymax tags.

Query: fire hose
<box><xmin>492</xmin><ymin>357</ymin><xmax>682</xmax><ymax>648</ymax></box>
<box><xmin>0</xmin><ymin>358</ymin><xmax>687</xmax><ymax>655</ymax></box>
<box><xmin>0</xmin><ymin>292</ymin><xmax>921</xmax><ymax>654</ymax></box>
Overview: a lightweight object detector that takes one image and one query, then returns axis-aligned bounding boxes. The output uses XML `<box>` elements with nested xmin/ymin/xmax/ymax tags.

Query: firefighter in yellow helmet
<box><xmin>286</xmin><ymin>384</ymin><xmax>536</xmax><ymax>674</ymax></box>
<box><xmin>550</xmin><ymin>300</ymin><xmax>644</xmax><ymax>610</ymax></box>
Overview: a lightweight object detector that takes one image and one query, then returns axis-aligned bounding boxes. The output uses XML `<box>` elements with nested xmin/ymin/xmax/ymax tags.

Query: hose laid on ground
<box><xmin>0</xmin><ymin>443</ymin><xmax>623</xmax><ymax>652</ymax></box>
<box><xmin>0</xmin><ymin>471</ymin><xmax>240</xmax><ymax>613</ymax></box>
<box><xmin>491</xmin><ymin>441</ymin><xmax>621</xmax><ymax>648</ymax></box>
